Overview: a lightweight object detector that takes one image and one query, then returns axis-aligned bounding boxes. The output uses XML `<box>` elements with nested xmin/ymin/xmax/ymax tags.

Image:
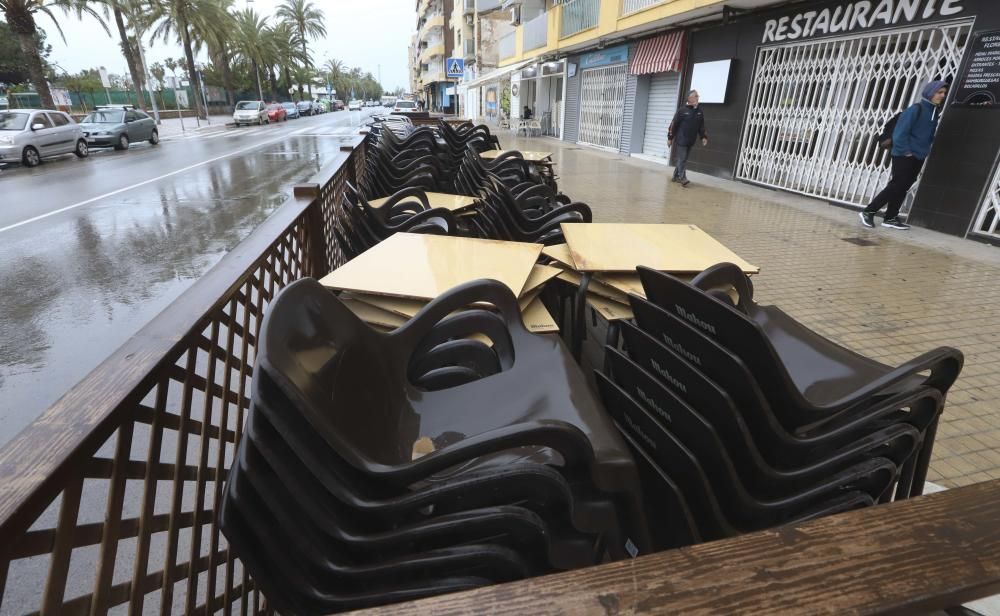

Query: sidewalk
<box><xmin>507</xmin><ymin>134</ymin><xmax>1000</xmax><ymax>489</ymax></box>
<box><xmin>152</xmin><ymin>113</ymin><xmax>233</xmax><ymax>138</ymax></box>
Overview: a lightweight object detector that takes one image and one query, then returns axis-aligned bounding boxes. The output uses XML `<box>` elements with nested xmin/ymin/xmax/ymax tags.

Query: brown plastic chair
<box><xmin>254</xmin><ymin>277</ymin><xmax>652</xmax><ymax>553</ymax></box>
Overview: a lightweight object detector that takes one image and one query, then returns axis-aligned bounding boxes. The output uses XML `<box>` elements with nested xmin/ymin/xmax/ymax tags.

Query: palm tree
<box><xmin>323</xmin><ymin>58</ymin><xmax>343</xmax><ymax>83</ymax></box>
<box><xmin>230</xmin><ymin>8</ymin><xmax>273</xmax><ymax>102</ymax></box>
<box><xmin>105</xmin><ymin>0</ymin><xmax>145</xmax><ymax>109</ymax></box>
<box><xmin>1</xmin><ymin>0</ymin><xmax>108</xmax><ymax>108</ymax></box>
<box><xmin>189</xmin><ymin>0</ymin><xmax>236</xmax><ymax>108</ymax></box>
<box><xmin>264</xmin><ymin>21</ymin><xmax>302</xmax><ymax>100</ymax></box>
<box><xmin>149</xmin><ymin>0</ymin><xmax>228</xmax><ymax>119</ymax></box>
<box><xmin>275</xmin><ymin>0</ymin><xmax>325</xmax><ymax>97</ymax></box>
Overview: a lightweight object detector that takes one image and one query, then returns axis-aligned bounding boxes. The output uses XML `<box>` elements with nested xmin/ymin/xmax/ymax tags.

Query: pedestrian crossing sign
<box><xmin>447</xmin><ymin>58</ymin><xmax>465</xmax><ymax>78</ymax></box>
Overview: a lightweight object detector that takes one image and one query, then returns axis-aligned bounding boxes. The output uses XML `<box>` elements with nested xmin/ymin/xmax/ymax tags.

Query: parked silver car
<box><xmin>233</xmin><ymin>100</ymin><xmax>268</xmax><ymax>126</ymax></box>
<box><xmin>79</xmin><ymin>106</ymin><xmax>159</xmax><ymax>150</ymax></box>
<box><xmin>0</xmin><ymin>109</ymin><xmax>89</xmax><ymax>167</ymax></box>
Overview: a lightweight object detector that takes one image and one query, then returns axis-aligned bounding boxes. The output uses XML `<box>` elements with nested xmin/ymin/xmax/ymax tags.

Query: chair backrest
<box><xmin>594</xmin><ymin>371</ymin><xmax>731</xmax><ymax>540</ymax></box>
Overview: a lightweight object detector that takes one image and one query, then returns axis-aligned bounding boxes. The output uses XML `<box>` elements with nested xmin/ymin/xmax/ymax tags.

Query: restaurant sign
<box><xmin>762</xmin><ymin>0</ymin><xmax>965</xmax><ymax>43</ymax></box>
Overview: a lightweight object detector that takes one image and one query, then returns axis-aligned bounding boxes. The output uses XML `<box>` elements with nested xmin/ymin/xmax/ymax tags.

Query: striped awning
<box><xmin>629</xmin><ymin>31</ymin><xmax>686</xmax><ymax>76</ymax></box>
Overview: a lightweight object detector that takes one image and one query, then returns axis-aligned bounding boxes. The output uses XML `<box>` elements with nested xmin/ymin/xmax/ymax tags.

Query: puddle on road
<box><xmin>0</xmin><ymin>135</ymin><xmax>342</xmax><ymax>447</ymax></box>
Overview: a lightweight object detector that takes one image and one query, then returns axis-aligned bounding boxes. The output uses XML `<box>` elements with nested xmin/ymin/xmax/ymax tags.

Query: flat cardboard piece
<box><xmin>561</xmin><ymin>223</ymin><xmax>759</xmax><ymax>274</ymax></box>
<box><xmin>368</xmin><ymin>192</ymin><xmax>477</xmax><ymax>212</ymax></box>
<box><xmin>320</xmin><ymin>233</ymin><xmax>542</xmax><ymax>301</ymax></box>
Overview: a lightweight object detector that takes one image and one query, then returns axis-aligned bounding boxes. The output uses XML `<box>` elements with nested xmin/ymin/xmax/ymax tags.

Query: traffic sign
<box><xmin>326</xmin><ymin>83</ymin><xmax>332</xmax><ymax>95</ymax></box>
<box><xmin>446</xmin><ymin>58</ymin><xmax>464</xmax><ymax>78</ymax></box>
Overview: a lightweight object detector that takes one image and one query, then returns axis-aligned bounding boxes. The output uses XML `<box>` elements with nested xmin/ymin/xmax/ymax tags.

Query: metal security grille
<box><xmin>972</xmin><ymin>160</ymin><xmax>1000</xmax><ymax>239</ymax></box>
<box><xmin>578</xmin><ymin>64</ymin><xmax>628</xmax><ymax>151</ymax></box>
<box><xmin>736</xmin><ymin>21</ymin><xmax>973</xmax><ymax>208</ymax></box>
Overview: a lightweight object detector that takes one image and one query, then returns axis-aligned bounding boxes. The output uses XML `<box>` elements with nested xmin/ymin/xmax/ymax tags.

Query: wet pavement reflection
<box><xmin>0</xmin><ymin>134</ymin><xmax>344</xmax><ymax>446</ymax></box>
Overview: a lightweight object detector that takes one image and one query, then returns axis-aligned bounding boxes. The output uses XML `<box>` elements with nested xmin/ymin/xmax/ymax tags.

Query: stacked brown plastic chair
<box><xmin>220</xmin><ymin>278</ymin><xmax>652</xmax><ymax>614</ymax></box>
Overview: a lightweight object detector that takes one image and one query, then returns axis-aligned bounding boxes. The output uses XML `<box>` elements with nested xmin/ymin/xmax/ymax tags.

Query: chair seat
<box><xmin>750</xmin><ymin>305</ymin><xmax>924</xmax><ymax>407</ymax></box>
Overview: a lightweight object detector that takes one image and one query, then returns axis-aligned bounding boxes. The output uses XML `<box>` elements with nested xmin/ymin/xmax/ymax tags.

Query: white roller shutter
<box><xmin>641</xmin><ymin>71</ymin><xmax>680</xmax><ymax>159</ymax></box>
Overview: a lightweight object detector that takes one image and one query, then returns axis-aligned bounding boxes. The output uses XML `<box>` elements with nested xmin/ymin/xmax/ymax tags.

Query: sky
<box><xmin>36</xmin><ymin>0</ymin><xmax>416</xmax><ymax>91</ymax></box>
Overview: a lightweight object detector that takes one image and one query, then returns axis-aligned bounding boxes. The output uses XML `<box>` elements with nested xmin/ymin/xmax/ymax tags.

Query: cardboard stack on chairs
<box><xmin>219</xmin><ymin>117</ymin><xmax>964</xmax><ymax>614</ymax></box>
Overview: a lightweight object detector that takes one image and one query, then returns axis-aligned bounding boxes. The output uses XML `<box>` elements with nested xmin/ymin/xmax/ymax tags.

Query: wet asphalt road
<box><xmin>0</xmin><ymin>109</ymin><xmax>376</xmax><ymax>448</ymax></box>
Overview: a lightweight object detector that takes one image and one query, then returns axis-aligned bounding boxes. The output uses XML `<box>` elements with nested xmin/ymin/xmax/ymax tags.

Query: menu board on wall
<box><xmin>953</xmin><ymin>30</ymin><xmax>1000</xmax><ymax>107</ymax></box>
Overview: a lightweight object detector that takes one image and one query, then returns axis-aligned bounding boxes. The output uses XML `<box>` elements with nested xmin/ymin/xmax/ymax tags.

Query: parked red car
<box><xmin>266</xmin><ymin>103</ymin><xmax>287</xmax><ymax>122</ymax></box>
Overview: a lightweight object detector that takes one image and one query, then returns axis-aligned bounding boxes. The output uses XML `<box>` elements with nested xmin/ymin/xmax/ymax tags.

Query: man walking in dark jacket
<box><xmin>860</xmin><ymin>80</ymin><xmax>948</xmax><ymax>230</ymax></box>
<box><xmin>668</xmin><ymin>90</ymin><xmax>708</xmax><ymax>187</ymax></box>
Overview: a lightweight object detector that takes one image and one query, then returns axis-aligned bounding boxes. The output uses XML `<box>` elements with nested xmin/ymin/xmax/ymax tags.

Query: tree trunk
<box><xmin>6</xmin><ymin>10</ymin><xmax>53</xmax><ymax>109</ymax></box>
<box><xmin>221</xmin><ymin>52</ymin><xmax>235</xmax><ymax>109</ymax></box>
<box><xmin>113</xmin><ymin>6</ymin><xmax>146</xmax><ymax>109</ymax></box>
<box><xmin>283</xmin><ymin>66</ymin><xmax>292</xmax><ymax>97</ymax></box>
<box><xmin>267</xmin><ymin>66</ymin><xmax>279</xmax><ymax>101</ymax></box>
<box><xmin>301</xmin><ymin>38</ymin><xmax>312</xmax><ymax>97</ymax></box>
<box><xmin>178</xmin><ymin>12</ymin><xmax>205</xmax><ymax>119</ymax></box>
<box><xmin>252</xmin><ymin>60</ymin><xmax>264</xmax><ymax>102</ymax></box>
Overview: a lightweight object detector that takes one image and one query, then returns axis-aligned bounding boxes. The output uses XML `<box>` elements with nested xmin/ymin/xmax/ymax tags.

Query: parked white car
<box><xmin>233</xmin><ymin>101</ymin><xmax>268</xmax><ymax>126</ymax></box>
<box><xmin>0</xmin><ymin>109</ymin><xmax>89</xmax><ymax>167</ymax></box>
<box><xmin>348</xmin><ymin>100</ymin><xmax>363</xmax><ymax>111</ymax></box>
<box><xmin>392</xmin><ymin>100</ymin><xmax>418</xmax><ymax>113</ymax></box>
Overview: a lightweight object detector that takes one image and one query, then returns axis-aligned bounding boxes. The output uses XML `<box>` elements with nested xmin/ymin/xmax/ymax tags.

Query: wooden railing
<box><xmin>353</xmin><ymin>478</ymin><xmax>1000</xmax><ymax>615</ymax></box>
<box><xmin>0</xmin><ymin>135</ymin><xmax>365</xmax><ymax>615</ymax></box>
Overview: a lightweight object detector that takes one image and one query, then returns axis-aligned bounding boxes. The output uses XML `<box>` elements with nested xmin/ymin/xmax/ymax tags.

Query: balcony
<box><xmin>560</xmin><ymin>0</ymin><xmax>600</xmax><ymax>38</ymax></box>
<box><xmin>523</xmin><ymin>11</ymin><xmax>548</xmax><ymax>51</ymax></box>
<box><xmin>621</xmin><ymin>0</ymin><xmax>664</xmax><ymax>15</ymax></box>
<box><xmin>419</xmin><ymin>13</ymin><xmax>445</xmax><ymax>38</ymax></box>
<box><xmin>499</xmin><ymin>31</ymin><xmax>516</xmax><ymax>60</ymax></box>
<box><xmin>463</xmin><ymin>38</ymin><xmax>476</xmax><ymax>60</ymax></box>
<box><xmin>421</xmin><ymin>42</ymin><xmax>446</xmax><ymax>63</ymax></box>
<box><xmin>477</xmin><ymin>0</ymin><xmax>501</xmax><ymax>12</ymax></box>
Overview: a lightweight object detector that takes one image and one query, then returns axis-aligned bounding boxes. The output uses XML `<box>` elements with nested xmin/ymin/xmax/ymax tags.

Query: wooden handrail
<box><xmin>350</xmin><ymin>479</ymin><xmax>1000</xmax><ymax>615</ymax></box>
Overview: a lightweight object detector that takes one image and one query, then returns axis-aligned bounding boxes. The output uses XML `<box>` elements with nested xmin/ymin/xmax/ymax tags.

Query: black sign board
<box><xmin>953</xmin><ymin>30</ymin><xmax>1000</xmax><ymax>107</ymax></box>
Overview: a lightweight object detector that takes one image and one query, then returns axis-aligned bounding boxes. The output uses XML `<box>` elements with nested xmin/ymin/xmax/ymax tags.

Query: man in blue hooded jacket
<box><xmin>860</xmin><ymin>80</ymin><xmax>948</xmax><ymax>230</ymax></box>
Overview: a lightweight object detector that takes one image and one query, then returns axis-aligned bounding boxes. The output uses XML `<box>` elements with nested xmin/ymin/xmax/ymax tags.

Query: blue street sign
<box><xmin>446</xmin><ymin>58</ymin><xmax>465</xmax><ymax>78</ymax></box>
<box><xmin>326</xmin><ymin>83</ymin><xmax>332</xmax><ymax>95</ymax></box>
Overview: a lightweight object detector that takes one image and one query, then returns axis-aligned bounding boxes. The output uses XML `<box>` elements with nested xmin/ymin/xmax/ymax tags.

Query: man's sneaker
<box><xmin>859</xmin><ymin>211</ymin><xmax>875</xmax><ymax>228</ymax></box>
<box><xmin>680</xmin><ymin>179</ymin><xmax>691</xmax><ymax>187</ymax></box>
<box><xmin>882</xmin><ymin>218</ymin><xmax>910</xmax><ymax>230</ymax></box>
<box><xmin>671</xmin><ymin>177</ymin><xmax>680</xmax><ymax>183</ymax></box>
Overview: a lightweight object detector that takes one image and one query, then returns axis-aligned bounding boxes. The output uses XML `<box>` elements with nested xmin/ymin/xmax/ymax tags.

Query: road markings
<box><xmin>0</xmin><ymin>123</ymin><xmax>319</xmax><ymax>235</ymax></box>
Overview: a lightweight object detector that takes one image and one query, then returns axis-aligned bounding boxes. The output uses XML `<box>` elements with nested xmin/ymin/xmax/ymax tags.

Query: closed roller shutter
<box><xmin>641</xmin><ymin>71</ymin><xmax>680</xmax><ymax>159</ymax></box>
<box><xmin>578</xmin><ymin>64</ymin><xmax>628</xmax><ymax>151</ymax></box>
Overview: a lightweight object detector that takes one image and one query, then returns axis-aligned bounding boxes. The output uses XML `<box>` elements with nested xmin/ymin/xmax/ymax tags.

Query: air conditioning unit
<box><xmin>466</xmin><ymin>14</ymin><xmax>474</xmax><ymax>25</ymax></box>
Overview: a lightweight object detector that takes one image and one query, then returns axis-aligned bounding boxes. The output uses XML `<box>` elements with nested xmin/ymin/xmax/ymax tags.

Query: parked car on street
<box><xmin>0</xmin><ymin>109</ymin><xmax>89</xmax><ymax>167</ymax></box>
<box><xmin>79</xmin><ymin>107</ymin><xmax>158</xmax><ymax>150</ymax></box>
<box><xmin>333</xmin><ymin>99</ymin><xmax>345</xmax><ymax>111</ymax></box>
<box><xmin>296</xmin><ymin>100</ymin><xmax>315</xmax><ymax>116</ymax></box>
<box><xmin>348</xmin><ymin>100</ymin><xmax>363</xmax><ymax>111</ymax></box>
<box><xmin>266</xmin><ymin>103</ymin><xmax>287</xmax><ymax>122</ymax></box>
<box><xmin>233</xmin><ymin>101</ymin><xmax>268</xmax><ymax>126</ymax></box>
<box><xmin>392</xmin><ymin>100</ymin><xmax>419</xmax><ymax>113</ymax></box>
<box><xmin>281</xmin><ymin>101</ymin><xmax>300</xmax><ymax>119</ymax></box>
<box><xmin>0</xmin><ymin>96</ymin><xmax>8</xmax><ymax>111</ymax></box>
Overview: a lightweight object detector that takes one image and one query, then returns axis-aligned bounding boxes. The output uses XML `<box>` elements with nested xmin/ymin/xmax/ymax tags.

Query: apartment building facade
<box><xmin>451</xmin><ymin>0</ymin><xmax>1000</xmax><ymax>242</ymax></box>
<box><xmin>411</xmin><ymin>0</ymin><xmax>457</xmax><ymax>112</ymax></box>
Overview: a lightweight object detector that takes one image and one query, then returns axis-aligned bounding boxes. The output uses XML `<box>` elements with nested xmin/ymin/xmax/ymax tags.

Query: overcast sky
<box><xmin>37</xmin><ymin>0</ymin><xmax>415</xmax><ymax>90</ymax></box>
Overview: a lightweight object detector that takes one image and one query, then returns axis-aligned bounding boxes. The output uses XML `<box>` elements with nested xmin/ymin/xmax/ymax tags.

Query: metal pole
<box><xmin>172</xmin><ymin>76</ymin><xmax>185</xmax><ymax>133</ymax></box>
<box><xmin>135</xmin><ymin>32</ymin><xmax>160</xmax><ymax>124</ymax></box>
